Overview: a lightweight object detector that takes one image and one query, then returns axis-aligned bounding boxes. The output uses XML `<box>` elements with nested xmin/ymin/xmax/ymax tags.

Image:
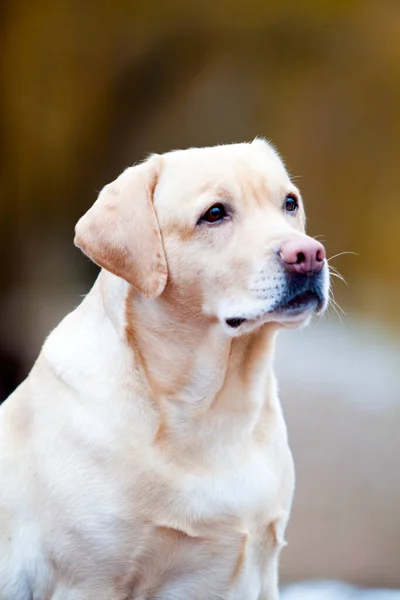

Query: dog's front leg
<box><xmin>259</xmin><ymin>515</ymin><xmax>289</xmax><ymax>600</ymax></box>
<box><xmin>259</xmin><ymin>559</ymin><xmax>280</xmax><ymax>600</ymax></box>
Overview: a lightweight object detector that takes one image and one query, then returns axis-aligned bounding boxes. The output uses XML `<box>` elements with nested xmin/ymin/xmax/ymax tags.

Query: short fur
<box><xmin>0</xmin><ymin>140</ymin><xmax>329</xmax><ymax>600</ymax></box>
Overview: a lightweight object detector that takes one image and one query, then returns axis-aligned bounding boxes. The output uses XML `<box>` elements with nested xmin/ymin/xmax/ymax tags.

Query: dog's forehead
<box><xmin>155</xmin><ymin>141</ymin><xmax>291</xmax><ymax>208</ymax></box>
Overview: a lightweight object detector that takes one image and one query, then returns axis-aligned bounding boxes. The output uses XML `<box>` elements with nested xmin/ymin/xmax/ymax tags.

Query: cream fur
<box><xmin>0</xmin><ymin>140</ymin><xmax>329</xmax><ymax>600</ymax></box>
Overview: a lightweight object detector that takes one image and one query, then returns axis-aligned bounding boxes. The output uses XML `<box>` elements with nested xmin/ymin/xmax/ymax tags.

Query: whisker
<box><xmin>327</xmin><ymin>251</ymin><xmax>358</xmax><ymax>262</ymax></box>
<box><xmin>326</xmin><ymin>296</ymin><xmax>343</xmax><ymax>323</ymax></box>
<box><xmin>328</xmin><ymin>281</ymin><xmax>346</xmax><ymax>316</ymax></box>
<box><xmin>328</xmin><ymin>298</ymin><xmax>344</xmax><ymax>323</ymax></box>
<box><xmin>329</xmin><ymin>272</ymin><xmax>347</xmax><ymax>285</ymax></box>
<box><xmin>328</xmin><ymin>287</ymin><xmax>346</xmax><ymax>318</ymax></box>
<box><xmin>330</xmin><ymin>270</ymin><xmax>345</xmax><ymax>282</ymax></box>
<box><xmin>328</xmin><ymin>267</ymin><xmax>348</xmax><ymax>285</ymax></box>
<box><xmin>329</xmin><ymin>265</ymin><xmax>342</xmax><ymax>273</ymax></box>
<box><xmin>330</xmin><ymin>297</ymin><xmax>346</xmax><ymax>316</ymax></box>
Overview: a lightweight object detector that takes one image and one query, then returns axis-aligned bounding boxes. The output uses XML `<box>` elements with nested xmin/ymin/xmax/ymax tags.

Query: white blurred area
<box><xmin>276</xmin><ymin>318</ymin><xmax>400</xmax><ymax>588</ymax></box>
<box><xmin>282</xmin><ymin>581</ymin><xmax>400</xmax><ymax>599</ymax></box>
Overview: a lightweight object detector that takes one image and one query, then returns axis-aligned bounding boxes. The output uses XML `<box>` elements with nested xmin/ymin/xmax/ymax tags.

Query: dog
<box><xmin>0</xmin><ymin>139</ymin><xmax>329</xmax><ymax>600</ymax></box>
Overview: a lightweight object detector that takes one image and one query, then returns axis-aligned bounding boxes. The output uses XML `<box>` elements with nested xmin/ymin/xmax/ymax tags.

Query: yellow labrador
<box><xmin>0</xmin><ymin>140</ymin><xmax>329</xmax><ymax>600</ymax></box>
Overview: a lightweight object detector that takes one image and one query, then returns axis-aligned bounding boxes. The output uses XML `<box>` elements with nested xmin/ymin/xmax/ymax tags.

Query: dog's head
<box><xmin>75</xmin><ymin>140</ymin><xmax>329</xmax><ymax>334</ymax></box>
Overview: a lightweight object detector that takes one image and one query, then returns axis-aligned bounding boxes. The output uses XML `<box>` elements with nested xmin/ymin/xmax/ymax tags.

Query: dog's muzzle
<box><xmin>270</xmin><ymin>270</ymin><xmax>326</xmax><ymax>316</ymax></box>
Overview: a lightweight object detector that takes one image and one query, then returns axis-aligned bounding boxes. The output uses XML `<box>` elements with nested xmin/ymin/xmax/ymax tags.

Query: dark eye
<box><xmin>284</xmin><ymin>194</ymin><xmax>299</xmax><ymax>213</ymax></box>
<box><xmin>199</xmin><ymin>203</ymin><xmax>227</xmax><ymax>224</ymax></box>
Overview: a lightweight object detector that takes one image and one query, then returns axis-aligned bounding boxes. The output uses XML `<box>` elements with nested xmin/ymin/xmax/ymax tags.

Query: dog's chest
<box><xmin>177</xmin><ymin>449</ymin><xmax>280</xmax><ymax>528</ymax></box>
<box><xmin>39</xmin><ymin>424</ymin><xmax>293</xmax><ymax>599</ymax></box>
<box><xmin>116</xmin><ymin>450</ymin><xmax>290</xmax><ymax>600</ymax></box>
<box><xmin>124</xmin><ymin>525</ymin><xmax>277</xmax><ymax>600</ymax></box>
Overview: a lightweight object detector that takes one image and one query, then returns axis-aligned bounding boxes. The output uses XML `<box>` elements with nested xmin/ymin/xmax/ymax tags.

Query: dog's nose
<box><xmin>278</xmin><ymin>238</ymin><xmax>326</xmax><ymax>275</ymax></box>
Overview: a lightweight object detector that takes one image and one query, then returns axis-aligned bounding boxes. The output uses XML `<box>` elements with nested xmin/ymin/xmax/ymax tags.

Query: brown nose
<box><xmin>279</xmin><ymin>237</ymin><xmax>326</xmax><ymax>275</ymax></box>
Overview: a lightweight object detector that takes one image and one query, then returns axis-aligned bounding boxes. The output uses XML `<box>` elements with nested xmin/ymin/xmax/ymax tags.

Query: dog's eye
<box><xmin>284</xmin><ymin>195</ymin><xmax>299</xmax><ymax>213</ymax></box>
<box><xmin>199</xmin><ymin>203</ymin><xmax>227</xmax><ymax>224</ymax></box>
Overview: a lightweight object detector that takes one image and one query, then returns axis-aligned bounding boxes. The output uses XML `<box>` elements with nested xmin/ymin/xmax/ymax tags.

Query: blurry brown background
<box><xmin>1</xmin><ymin>0</ymin><xmax>399</xmax><ymax>590</ymax></box>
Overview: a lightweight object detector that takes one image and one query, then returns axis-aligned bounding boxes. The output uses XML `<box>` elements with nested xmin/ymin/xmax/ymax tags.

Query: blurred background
<box><xmin>1</xmin><ymin>0</ymin><xmax>399</xmax><ymax>595</ymax></box>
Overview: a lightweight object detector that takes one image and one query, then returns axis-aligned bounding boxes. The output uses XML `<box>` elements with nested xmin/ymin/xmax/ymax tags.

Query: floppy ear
<box><xmin>74</xmin><ymin>155</ymin><xmax>167</xmax><ymax>298</ymax></box>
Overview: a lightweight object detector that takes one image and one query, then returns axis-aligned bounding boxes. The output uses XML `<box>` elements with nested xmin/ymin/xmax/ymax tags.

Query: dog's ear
<box><xmin>74</xmin><ymin>155</ymin><xmax>167</xmax><ymax>298</ymax></box>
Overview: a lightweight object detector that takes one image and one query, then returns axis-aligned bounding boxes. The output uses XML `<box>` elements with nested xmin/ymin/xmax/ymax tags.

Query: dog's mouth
<box><xmin>274</xmin><ymin>289</ymin><xmax>321</xmax><ymax>316</ymax></box>
<box><xmin>273</xmin><ymin>272</ymin><xmax>325</xmax><ymax>316</ymax></box>
<box><xmin>225</xmin><ymin>273</ymin><xmax>325</xmax><ymax>329</ymax></box>
<box><xmin>226</xmin><ymin>317</ymin><xmax>248</xmax><ymax>329</ymax></box>
<box><xmin>225</xmin><ymin>291</ymin><xmax>319</xmax><ymax>329</ymax></box>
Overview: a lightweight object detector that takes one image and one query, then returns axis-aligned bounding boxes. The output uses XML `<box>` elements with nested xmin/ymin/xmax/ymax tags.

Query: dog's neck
<box><xmin>98</xmin><ymin>271</ymin><xmax>281</xmax><ymax>461</ymax></box>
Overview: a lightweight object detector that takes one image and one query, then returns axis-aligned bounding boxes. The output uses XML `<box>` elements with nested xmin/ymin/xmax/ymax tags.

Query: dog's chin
<box><xmin>223</xmin><ymin>291</ymin><xmax>325</xmax><ymax>336</ymax></box>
